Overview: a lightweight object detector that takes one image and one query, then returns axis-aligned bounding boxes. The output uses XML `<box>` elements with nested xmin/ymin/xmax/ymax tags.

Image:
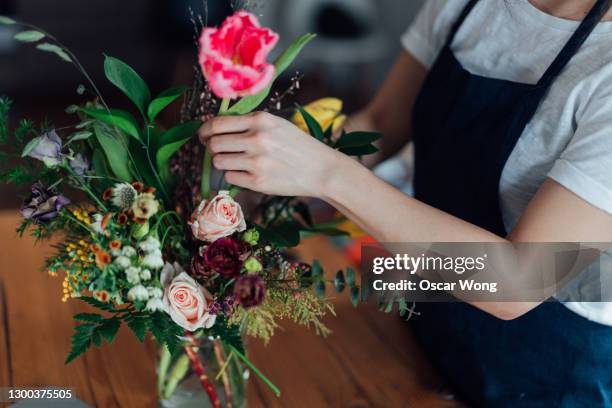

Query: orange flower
<box><xmin>109</xmin><ymin>240</ymin><xmax>122</xmax><ymax>250</ymax></box>
<box><xmin>131</xmin><ymin>182</ymin><xmax>144</xmax><ymax>193</ymax></box>
<box><xmin>102</xmin><ymin>188</ymin><xmax>113</xmax><ymax>201</ymax></box>
<box><xmin>93</xmin><ymin>290</ymin><xmax>110</xmax><ymax>302</ymax></box>
<box><xmin>95</xmin><ymin>250</ymin><xmax>111</xmax><ymax>270</ymax></box>
<box><xmin>101</xmin><ymin>213</ymin><xmax>112</xmax><ymax>230</ymax></box>
<box><xmin>144</xmin><ymin>186</ymin><xmax>156</xmax><ymax>194</ymax></box>
<box><xmin>133</xmin><ymin>216</ymin><xmax>147</xmax><ymax>225</ymax></box>
<box><xmin>90</xmin><ymin>243</ymin><xmax>101</xmax><ymax>253</ymax></box>
<box><xmin>116</xmin><ymin>212</ymin><xmax>129</xmax><ymax>225</ymax></box>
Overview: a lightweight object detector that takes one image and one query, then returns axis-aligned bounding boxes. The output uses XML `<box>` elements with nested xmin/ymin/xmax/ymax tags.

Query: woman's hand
<box><xmin>198</xmin><ymin>111</ymin><xmax>350</xmax><ymax>198</ymax></box>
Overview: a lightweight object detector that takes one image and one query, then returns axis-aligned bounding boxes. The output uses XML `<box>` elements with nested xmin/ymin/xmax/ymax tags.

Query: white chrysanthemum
<box><xmin>147</xmin><ymin>287</ymin><xmax>163</xmax><ymax>299</ymax></box>
<box><xmin>122</xmin><ymin>245</ymin><xmax>136</xmax><ymax>257</ymax></box>
<box><xmin>142</xmin><ymin>249</ymin><xmax>164</xmax><ymax>269</ymax></box>
<box><xmin>111</xmin><ymin>183</ymin><xmax>137</xmax><ymax>210</ymax></box>
<box><xmin>114</xmin><ymin>256</ymin><xmax>131</xmax><ymax>269</ymax></box>
<box><xmin>145</xmin><ymin>297</ymin><xmax>164</xmax><ymax>312</ymax></box>
<box><xmin>91</xmin><ymin>214</ymin><xmax>104</xmax><ymax>234</ymax></box>
<box><xmin>127</xmin><ymin>285</ymin><xmax>149</xmax><ymax>301</ymax></box>
<box><xmin>140</xmin><ymin>269</ymin><xmax>151</xmax><ymax>281</ymax></box>
<box><xmin>139</xmin><ymin>236</ymin><xmax>161</xmax><ymax>253</ymax></box>
<box><xmin>125</xmin><ymin>266</ymin><xmax>141</xmax><ymax>285</ymax></box>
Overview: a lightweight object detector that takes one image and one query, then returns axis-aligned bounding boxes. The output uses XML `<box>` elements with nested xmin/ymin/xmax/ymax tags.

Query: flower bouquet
<box><xmin>0</xmin><ymin>7</ymin><xmax>388</xmax><ymax>408</ymax></box>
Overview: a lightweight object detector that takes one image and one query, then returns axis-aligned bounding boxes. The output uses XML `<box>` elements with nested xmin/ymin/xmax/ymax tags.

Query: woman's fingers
<box><xmin>207</xmin><ymin>133</ymin><xmax>251</xmax><ymax>154</ymax></box>
<box><xmin>198</xmin><ymin>115</ymin><xmax>253</xmax><ymax>143</ymax></box>
<box><xmin>212</xmin><ymin>153</ymin><xmax>254</xmax><ymax>172</ymax></box>
<box><xmin>224</xmin><ymin>171</ymin><xmax>255</xmax><ymax>189</ymax></box>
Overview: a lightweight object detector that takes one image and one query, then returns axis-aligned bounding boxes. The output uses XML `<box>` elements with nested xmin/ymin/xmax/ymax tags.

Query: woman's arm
<box><xmin>346</xmin><ymin>51</ymin><xmax>427</xmax><ymax>164</ymax></box>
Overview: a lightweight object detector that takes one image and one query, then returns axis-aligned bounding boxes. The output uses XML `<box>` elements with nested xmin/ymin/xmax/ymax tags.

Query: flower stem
<box><xmin>228</xmin><ymin>344</ymin><xmax>281</xmax><ymax>397</ymax></box>
<box><xmin>214</xmin><ymin>340</ymin><xmax>234</xmax><ymax>408</ymax></box>
<box><xmin>201</xmin><ymin>98</ymin><xmax>231</xmax><ymax>199</ymax></box>
<box><xmin>184</xmin><ymin>333</ymin><xmax>221</xmax><ymax>408</ymax></box>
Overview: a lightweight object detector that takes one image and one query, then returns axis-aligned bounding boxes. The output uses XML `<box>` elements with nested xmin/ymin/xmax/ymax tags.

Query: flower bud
<box><xmin>242</xmin><ymin>228</ymin><xmax>260</xmax><ymax>245</ymax></box>
<box><xmin>244</xmin><ymin>257</ymin><xmax>262</xmax><ymax>274</ymax></box>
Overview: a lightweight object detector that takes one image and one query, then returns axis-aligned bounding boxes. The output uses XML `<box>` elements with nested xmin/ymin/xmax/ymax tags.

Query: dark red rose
<box><xmin>233</xmin><ymin>274</ymin><xmax>266</xmax><ymax>308</ymax></box>
<box><xmin>203</xmin><ymin>237</ymin><xmax>243</xmax><ymax>278</ymax></box>
<box><xmin>190</xmin><ymin>252</ymin><xmax>213</xmax><ymax>279</ymax></box>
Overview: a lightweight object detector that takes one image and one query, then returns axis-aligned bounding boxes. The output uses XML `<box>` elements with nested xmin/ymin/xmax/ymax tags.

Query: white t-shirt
<box><xmin>376</xmin><ymin>0</ymin><xmax>612</xmax><ymax>325</ymax></box>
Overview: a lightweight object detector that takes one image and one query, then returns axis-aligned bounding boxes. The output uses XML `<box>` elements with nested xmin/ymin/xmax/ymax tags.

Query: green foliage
<box><xmin>227</xmin><ymin>33</ymin><xmax>317</xmax><ymax>115</ymax></box>
<box><xmin>148</xmin><ymin>312</ymin><xmax>184</xmax><ymax>356</ymax></box>
<box><xmin>257</xmin><ymin>221</ymin><xmax>301</xmax><ymax>248</ymax></box>
<box><xmin>14</xmin><ymin>30</ymin><xmax>45</xmax><ymax>42</ymax></box>
<box><xmin>155</xmin><ymin>120</ymin><xmax>202</xmax><ymax>184</ymax></box>
<box><xmin>296</xmin><ymin>106</ymin><xmax>324</xmax><ymax>141</ymax></box>
<box><xmin>93</xmin><ymin>123</ymin><xmax>133</xmax><ymax>182</ymax></box>
<box><xmin>335</xmin><ymin>131</ymin><xmax>382</xmax><ymax>149</ymax></box>
<box><xmin>206</xmin><ymin>316</ymin><xmax>245</xmax><ymax>355</ymax></box>
<box><xmin>148</xmin><ymin>85</ymin><xmax>187</xmax><ymax>122</ymax></box>
<box><xmin>1</xmin><ymin>166</ymin><xmax>33</xmax><ymax>185</ymax></box>
<box><xmin>81</xmin><ymin>107</ymin><xmax>140</xmax><ymax>140</ymax></box>
<box><xmin>65</xmin><ymin>315</ymin><xmax>121</xmax><ymax>364</ymax></box>
<box><xmin>104</xmin><ymin>56</ymin><xmax>151</xmax><ymax>117</ymax></box>
<box><xmin>0</xmin><ymin>16</ymin><xmax>16</xmax><ymax>24</ymax></box>
<box><xmin>36</xmin><ymin>43</ymin><xmax>71</xmax><ymax>62</ymax></box>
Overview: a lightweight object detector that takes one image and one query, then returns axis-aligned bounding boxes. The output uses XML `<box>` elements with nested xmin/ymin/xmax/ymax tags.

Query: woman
<box><xmin>199</xmin><ymin>0</ymin><xmax>612</xmax><ymax>405</ymax></box>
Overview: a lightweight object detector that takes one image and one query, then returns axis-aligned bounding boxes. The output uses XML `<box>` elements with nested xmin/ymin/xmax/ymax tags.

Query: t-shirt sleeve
<box><xmin>400</xmin><ymin>0</ymin><xmax>469</xmax><ymax>69</ymax></box>
<box><xmin>548</xmin><ymin>92</ymin><xmax>612</xmax><ymax>215</ymax></box>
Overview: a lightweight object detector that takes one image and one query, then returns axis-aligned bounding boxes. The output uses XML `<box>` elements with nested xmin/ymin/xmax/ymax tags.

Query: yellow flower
<box><xmin>292</xmin><ymin>97</ymin><xmax>346</xmax><ymax>134</ymax></box>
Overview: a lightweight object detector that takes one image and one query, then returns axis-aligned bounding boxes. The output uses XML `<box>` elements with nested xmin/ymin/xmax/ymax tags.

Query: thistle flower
<box><xmin>132</xmin><ymin>192</ymin><xmax>159</xmax><ymax>220</ymax></box>
<box><xmin>111</xmin><ymin>183</ymin><xmax>137</xmax><ymax>210</ymax></box>
<box><xmin>127</xmin><ymin>284</ymin><xmax>149</xmax><ymax>301</ymax></box>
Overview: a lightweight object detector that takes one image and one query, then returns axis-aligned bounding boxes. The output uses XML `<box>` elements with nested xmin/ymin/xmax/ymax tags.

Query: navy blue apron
<box><xmin>410</xmin><ymin>0</ymin><xmax>612</xmax><ymax>406</ymax></box>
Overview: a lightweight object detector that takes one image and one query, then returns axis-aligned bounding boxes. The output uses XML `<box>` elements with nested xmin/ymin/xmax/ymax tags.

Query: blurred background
<box><xmin>0</xmin><ymin>0</ymin><xmax>423</xmax><ymax>208</ymax></box>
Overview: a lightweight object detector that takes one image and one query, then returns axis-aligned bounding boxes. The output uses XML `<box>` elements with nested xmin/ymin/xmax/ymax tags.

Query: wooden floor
<box><xmin>0</xmin><ymin>212</ymin><xmax>461</xmax><ymax>408</ymax></box>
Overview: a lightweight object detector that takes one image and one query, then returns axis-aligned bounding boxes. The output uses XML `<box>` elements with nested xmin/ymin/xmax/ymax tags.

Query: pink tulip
<box><xmin>198</xmin><ymin>11</ymin><xmax>279</xmax><ymax>99</ymax></box>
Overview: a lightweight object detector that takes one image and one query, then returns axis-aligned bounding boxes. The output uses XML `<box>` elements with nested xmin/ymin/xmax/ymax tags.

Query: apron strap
<box><xmin>444</xmin><ymin>0</ymin><xmax>480</xmax><ymax>47</ymax></box>
<box><xmin>537</xmin><ymin>0</ymin><xmax>612</xmax><ymax>87</ymax></box>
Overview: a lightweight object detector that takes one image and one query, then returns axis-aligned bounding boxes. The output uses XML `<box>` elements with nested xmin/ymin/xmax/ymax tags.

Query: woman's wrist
<box><xmin>317</xmin><ymin>152</ymin><xmax>372</xmax><ymax>206</ymax></box>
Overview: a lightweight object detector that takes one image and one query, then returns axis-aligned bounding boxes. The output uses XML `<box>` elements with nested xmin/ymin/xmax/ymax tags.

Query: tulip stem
<box><xmin>201</xmin><ymin>98</ymin><xmax>231</xmax><ymax>199</ymax></box>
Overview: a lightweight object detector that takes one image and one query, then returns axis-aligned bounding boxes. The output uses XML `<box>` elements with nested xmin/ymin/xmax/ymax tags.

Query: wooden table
<box><xmin>0</xmin><ymin>212</ymin><xmax>459</xmax><ymax>408</ymax></box>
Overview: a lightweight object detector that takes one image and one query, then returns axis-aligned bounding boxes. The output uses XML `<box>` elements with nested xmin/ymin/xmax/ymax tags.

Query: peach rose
<box><xmin>189</xmin><ymin>191</ymin><xmax>246</xmax><ymax>242</ymax></box>
<box><xmin>161</xmin><ymin>262</ymin><xmax>216</xmax><ymax>331</ymax></box>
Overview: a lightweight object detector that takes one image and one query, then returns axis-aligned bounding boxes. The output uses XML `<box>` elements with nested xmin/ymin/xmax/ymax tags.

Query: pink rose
<box><xmin>161</xmin><ymin>262</ymin><xmax>216</xmax><ymax>331</ymax></box>
<box><xmin>198</xmin><ymin>10</ymin><xmax>279</xmax><ymax>99</ymax></box>
<box><xmin>189</xmin><ymin>191</ymin><xmax>246</xmax><ymax>242</ymax></box>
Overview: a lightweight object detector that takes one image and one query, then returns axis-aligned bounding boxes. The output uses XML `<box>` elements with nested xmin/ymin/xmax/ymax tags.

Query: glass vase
<box><xmin>158</xmin><ymin>337</ymin><xmax>248</xmax><ymax>408</ymax></box>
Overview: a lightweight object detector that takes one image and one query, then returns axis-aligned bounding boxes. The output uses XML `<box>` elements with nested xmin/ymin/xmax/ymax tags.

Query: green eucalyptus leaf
<box><xmin>147</xmin><ymin>85</ymin><xmax>188</xmax><ymax>122</ymax></box>
<box><xmin>14</xmin><ymin>30</ymin><xmax>45</xmax><ymax>42</ymax></box>
<box><xmin>346</xmin><ymin>267</ymin><xmax>356</xmax><ymax>287</ymax></box>
<box><xmin>227</xmin><ymin>33</ymin><xmax>317</xmax><ymax>115</ymax></box>
<box><xmin>81</xmin><ymin>107</ymin><xmax>140</xmax><ymax>141</ymax></box>
<box><xmin>0</xmin><ymin>16</ymin><xmax>16</xmax><ymax>25</ymax></box>
<box><xmin>104</xmin><ymin>55</ymin><xmax>151</xmax><ymax>116</ymax></box>
<box><xmin>257</xmin><ymin>221</ymin><xmax>302</xmax><ymax>248</ymax></box>
<box><xmin>36</xmin><ymin>43</ymin><xmax>72</xmax><ymax>62</ymax></box>
<box><xmin>335</xmin><ymin>131</ymin><xmax>382</xmax><ymax>149</ymax></box>
<box><xmin>315</xmin><ymin>280</ymin><xmax>326</xmax><ymax>298</ymax></box>
<box><xmin>334</xmin><ymin>270</ymin><xmax>346</xmax><ymax>293</ymax></box>
<box><xmin>350</xmin><ymin>286</ymin><xmax>361</xmax><ymax>307</ymax></box>
<box><xmin>311</xmin><ymin>260</ymin><xmax>323</xmax><ymax>280</ymax></box>
<box><xmin>339</xmin><ymin>144</ymin><xmax>379</xmax><ymax>156</ymax></box>
<box><xmin>93</xmin><ymin>123</ymin><xmax>132</xmax><ymax>182</ymax></box>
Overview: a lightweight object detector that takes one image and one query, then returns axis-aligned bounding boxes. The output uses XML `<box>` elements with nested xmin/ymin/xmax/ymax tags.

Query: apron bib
<box><xmin>410</xmin><ymin>0</ymin><xmax>612</xmax><ymax>406</ymax></box>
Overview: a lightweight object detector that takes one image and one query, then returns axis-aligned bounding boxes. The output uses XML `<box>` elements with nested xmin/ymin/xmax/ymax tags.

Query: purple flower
<box><xmin>233</xmin><ymin>274</ymin><xmax>266</xmax><ymax>309</ymax></box>
<box><xmin>20</xmin><ymin>182</ymin><xmax>71</xmax><ymax>223</ymax></box>
<box><xmin>26</xmin><ymin>130</ymin><xmax>64</xmax><ymax>167</ymax></box>
<box><xmin>69</xmin><ymin>153</ymin><xmax>90</xmax><ymax>177</ymax></box>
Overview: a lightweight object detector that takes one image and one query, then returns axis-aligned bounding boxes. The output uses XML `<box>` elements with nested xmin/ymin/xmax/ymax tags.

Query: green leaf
<box><xmin>14</xmin><ymin>30</ymin><xmax>45</xmax><ymax>42</ymax></box>
<box><xmin>147</xmin><ymin>85</ymin><xmax>187</xmax><ymax>122</ymax></box>
<box><xmin>104</xmin><ymin>56</ymin><xmax>151</xmax><ymax>116</ymax></box>
<box><xmin>155</xmin><ymin>120</ymin><xmax>201</xmax><ymax>183</ymax></box>
<box><xmin>93</xmin><ymin>123</ymin><xmax>133</xmax><ymax>182</ymax></box>
<box><xmin>257</xmin><ymin>221</ymin><xmax>301</xmax><ymax>248</ymax></box>
<box><xmin>98</xmin><ymin>318</ymin><xmax>121</xmax><ymax>344</ymax></box>
<box><xmin>74</xmin><ymin>313</ymin><xmax>104</xmax><ymax>323</ymax></box>
<box><xmin>335</xmin><ymin>131</ymin><xmax>382</xmax><ymax>149</ymax></box>
<box><xmin>36</xmin><ymin>43</ymin><xmax>72</xmax><ymax>62</ymax></box>
<box><xmin>21</xmin><ymin>136</ymin><xmax>41</xmax><ymax>157</ymax></box>
<box><xmin>227</xmin><ymin>33</ymin><xmax>316</xmax><ymax>115</ymax></box>
<box><xmin>0</xmin><ymin>16</ymin><xmax>16</xmax><ymax>25</ymax></box>
<box><xmin>311</xmin><ymin>260</ymin><xmax>323</xmax><ymax>280</ymax></box>
<box><xmin>67</xmin><ymin>130</ymin><xmax>92</xmax><ymax>144</ymax></box>
<box><xmin>297</xmin><ymin>106</ymin><xmax>324</xmax><ymax>140</ymax></box>
<box><xmin>82</xmin><ymin>107</ymin><xmax>140</xmax><ymax>141</ymax></box>
<box><xmin>346</xmin><ymin>267</ymin><xmax>356</xmax><ymax>288</ymax></box>
<box><xmin>315</xmin><ymin>280</ymin><xmax>326</xmax><ymax>298</ymax></box>
<box><xmin>300</xmin><ymin>226</ymin><xmax>348</xmax><ymax>238</ymax></box>
<box><xmin>350</xmin><ymin>286</ymin><xmax>360</xmax><ymax>307</ymax></box>
<box><xmin>207</xmin><ymin>316</ymin><xmax>244</xmax><ymax>355</ymax></box>
<box><xmin>79</xmin><ymin>296</ymin><xmax>118</xmax><ymax>312</ymax></box>
<box><xmin>65</xmin><ymin>325</ymin><xmax>94</xmax><ymax>364</ymax></box>
<box><xmin>339</xmin><ymin>144</ymin><xmax>379</xmax><ymax>156</ymax></box>
<box><xmin>127</xmin><ymin>316</ymin><xmax>147</xmax><ymax>342</ymax></box>
<box><xmin>334</xmin><ymin>270</ymin><xmax>346</xmax><ymax>293</ymax></box>
<box><xmin>149</xmin><ymin>312</ymin><xmax>184</xmax><ymax>356</ymax></box>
